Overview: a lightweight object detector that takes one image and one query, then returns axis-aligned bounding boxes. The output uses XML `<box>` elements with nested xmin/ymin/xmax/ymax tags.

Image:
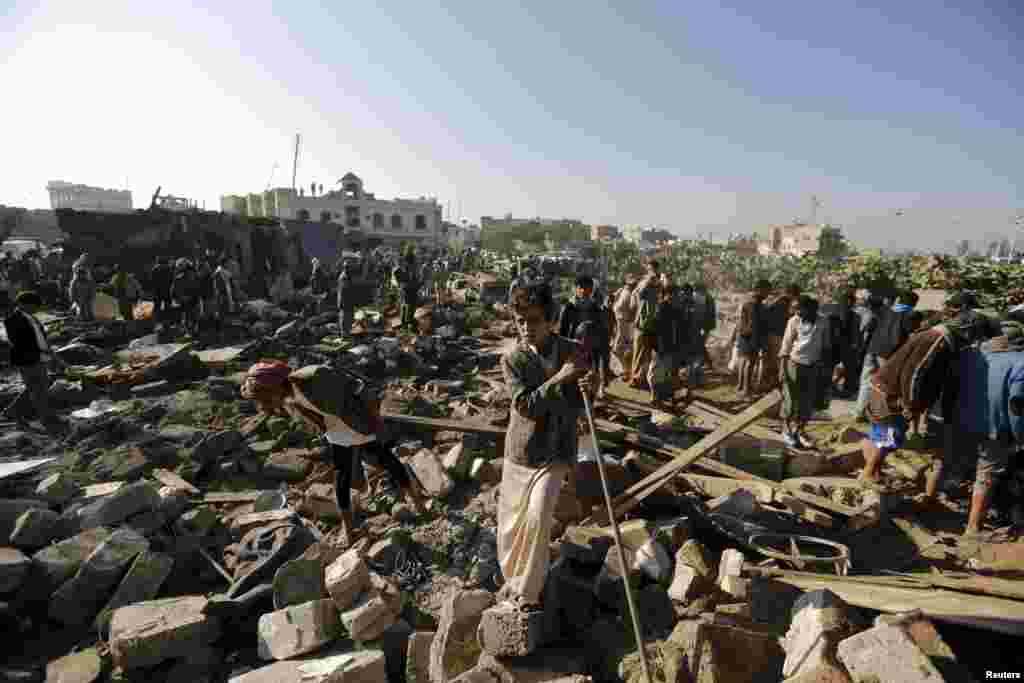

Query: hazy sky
<box><xmin>1</xmin><ymin>1</ymin><xmax>1021</xmax><ymax>250</ymax></box>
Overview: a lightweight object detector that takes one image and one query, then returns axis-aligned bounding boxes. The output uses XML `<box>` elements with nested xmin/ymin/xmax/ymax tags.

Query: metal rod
<box><xmin>581</xmin><ymin>388</ymin><xmax>653</xmax><ymax>683</ymax></box>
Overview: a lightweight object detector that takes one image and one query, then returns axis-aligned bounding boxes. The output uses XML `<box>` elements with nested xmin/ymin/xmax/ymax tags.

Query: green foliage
<box><xmin>481</xmin><ymin>220</ymin><xmax>589</xmax><ymax>254</ymax></box>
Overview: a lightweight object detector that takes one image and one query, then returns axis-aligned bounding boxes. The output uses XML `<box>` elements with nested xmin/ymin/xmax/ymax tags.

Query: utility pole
<box><xmin>809</xmin><ymin>195</ymin><xmax>821</xmax><ymax>225</ymax></box>
<box><xmin>291</xmin><ymin>134</ymin><xmax>301</xmax><ymax>191</ymax></box>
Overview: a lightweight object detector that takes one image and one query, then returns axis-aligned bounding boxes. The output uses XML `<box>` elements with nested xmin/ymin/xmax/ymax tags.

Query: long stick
<box><xmin>581</xmin><ymin>389</ymin><xmax>653</xmax><ymax>683</ymax></box>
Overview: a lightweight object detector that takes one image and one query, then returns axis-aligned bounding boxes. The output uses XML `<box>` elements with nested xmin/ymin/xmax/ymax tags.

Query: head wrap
<box><xmin>240</xmin><ymin>360</ymin><xmax>294</xmax><ymax>403</ymax></box>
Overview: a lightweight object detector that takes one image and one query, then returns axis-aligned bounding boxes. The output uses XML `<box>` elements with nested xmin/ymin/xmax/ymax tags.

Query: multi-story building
<box><xmin>590</xmin><ymin>224</ymin><xmax>621</xmax><ymax>241</ymax></box>
<box><xmin>46</xmin><ymin>181</ymin><xmax>133</xmax><ymax>213</ymax></box>
<box><xmin>220</xmin><ymin>173</ymin><xmax>444</xmax><ymax>247</ymax></box>
<box><xmin>444</xmin><ymin>221</ymin><xmax>481</xmax><ymax>249</ymax></box>
<box><xmin>757</xmin><ymin>222</ymin><xmax>824</xmax><ymax>257</ymax></box>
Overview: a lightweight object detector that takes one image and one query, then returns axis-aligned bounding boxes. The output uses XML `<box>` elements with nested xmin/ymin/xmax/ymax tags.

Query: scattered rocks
<box><xmin>193</xmin><ymin>429</ymin><xmax>245</xmax><ymax>463</ymax></box>
<box><xmin>31</xmin><ymin>526</ymin><xmax>113</xmax><ymax>591</ymax></box>
<box><xmin>257</xmin><ymin>598</ymin><xmax>343</xmax><ymax>661</ymax></box>
<box><xmin>0</xmin><ymin>499</ymin><xmax>49</xmax><ymax>542</ymax></box>
<box><xmin>75</xmin><ymin>481</ymin><xmax>161</xmax><ymax>530</ymax></box>
<box><xmin>94</xmin><ymin>550</ymin><xmax>175</xmax><ymax>635</ymax></box>
<box><xmin>782</xmin><ymin>589</ymin><xmax>856</xmax><ymax>680</ymax></box>
<box><xmin>477</xmin><ymin>601</ymin><xmax>546</xmax><ymax>657</ymax></box>
<box><xmin>263</xmin><ymin>450</ymin><xmax>314</xmax><ymax>482</ymax></box>
<box><xmin>45</xmin><ymin>648</ymin><xmax>104</xmax><ymax>683</ymax></box>
<box><xmin>340</xmin><ymin>591</ymin><xmax>400</xmax><ymax>642</ymax></box>
<box><xmin>406</xmin><ymin>631</ymin><xmax>435</xmax><ymax>683</ymax></box>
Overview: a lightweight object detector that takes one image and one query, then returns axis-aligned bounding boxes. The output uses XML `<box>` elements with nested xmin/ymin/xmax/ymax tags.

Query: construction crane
<box><xmin>266</xmin><ymin>163</ymin><xmax>279</xmax><ymax>191</ymax></box>
<box><xmin>292</xmin><ymin>133</ymin><xmax>301</xmax><ymax>191</ymax></box>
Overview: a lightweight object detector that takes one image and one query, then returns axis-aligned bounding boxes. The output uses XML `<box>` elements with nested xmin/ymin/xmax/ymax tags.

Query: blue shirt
<box><xmin>957</xmin><ymin>349</ymin><xmax>1024</xmax><ymax>442</ymax></box>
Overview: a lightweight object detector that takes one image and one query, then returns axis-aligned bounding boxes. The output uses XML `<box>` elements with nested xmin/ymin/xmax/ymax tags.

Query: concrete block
<box><xmin>0</xmin><ymin>547</ymin><xmax>30</xmax><ymax>593</ymax></box>
<box><xmin>325</xmin><ymin>549</ymin><xmax>370</xmax><ymax>611</ymax></box>
<box><xmin>668</xmin><ymin>564</ymin><xmax>708</xmax><ymax>604</ymax></box>
<box><xmin>0</xmin><ymin>498</ymin><xmax>48</xmax><ymax>542</ymax></box>
<box><xmin>408</xmin><ymin>449</ymin><xmax>454</xmax><ymax>498</ymax></box>
<box><xmin>677</xmin><ymin>539</ymin><xmax>716</xmax><ymax>580</ymax></box>
<box><xmin>707</xmin><ymin>488</ymin><xmax>762</xmax><ymax>517</ymax></box>
<box><xmin>356</xmin><ymin>618</ymin><xmax>412</xmax><ymax>683</ymax></box>
<box><xmin>875</xmin><ymin>611</ymin><xmax>976</xmax><ymax>682</ymax></box>
<box><xmin>405</xmin><ymin>631</ymin><xmax>434</xmax><ymax>683</ymax></box>
<box><xmin>94</xmin><ymin>550</ymin><xmax>175</xmax><ymax>636</ymax></box>
<box><xmin>783</xmin><ymin>589</ymin><xmax>854</xmax><ymax>680</ymax></box>
<box><xmin>109</xmin><ymin>595</ymin><xmax>222</xmax><ymax>670</ymax></box>
<box><xmin>76</xmin><ymin>481</ymin><xmax>160</xmax><ymax>530</ymax></box>
<box><xmin>296</xmin><ymin>649</ymin><xmax>387</xmax><ymax>682</ymax></box>
<box><xmin>340</xmin><ymin>592</ymin><xmax>399</xmax><ymax>642</ymax></box>
<box><xmin>717</xmin><ymin>548</ymin><xmax>745</xmax><ymax>590</ymax></box>
<box><xmin>31</xmin><ymin>527</ymin><xmax>112</xmax><ymax>591</ymax></box>
<box><xmin>36</xmin><ymin>472</ymin><xmax>81</xmax><ymax>506</ymax></box>
<box><xmin>300</xmin><ymin>483</ymin><xmax>340</xmax><ymax>521</ymax></box>
<box><xmin>720</xmin><ymin>575</ymin><xmax>749</xmax><ymax>601</ymax></box>
<box><xmin>477</xmin><ymin>602</ymin><xmax>545</xmax><ymax>657</ymax></box>
<box><xmin>45</xmin><ymin>647</ymin><xmax>104</xmax><ymax>683</ymax></box>
<box><xmin>429</xmin><ymin>589</ymin><xmax>495</xmax><ymax>683</ymax></box>
<box><xmin>838</xmin><ymin>623</ymin><xmax>946</xmax><ymax>683</ymax></box>
<box><xmin>258</xmin><ymin>598</ymin><xmax>343</xmax><ymax>661</ymax></box>
<box><xmin>9</xmin><ymin>508</ymin><xmax>60</xmax><ymax>550</ymax></box>
<box><xmin>273</xmin><ymin>556</ymin><xmax>328</xmax><ymax>609</ymax></box>
<box><xmin>49</xmin><ymin>528</ymin><xmax>150</xmax><ymax>627</ymax></box>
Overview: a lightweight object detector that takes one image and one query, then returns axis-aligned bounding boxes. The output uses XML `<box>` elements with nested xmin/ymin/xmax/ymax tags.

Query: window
<box><xmin>415</xmin><ymin>215</ymin><xmax>427</xmax><ymax>231</ymax></box>
<box><xmin>373</xmin><ymin>213</ymin><xmax>384</xmax><ymax>229</ymax></box>
<box><xmin>391</xmin><ymin>214</ymin><xmax>403</xmax><ymax>230</ymax></box>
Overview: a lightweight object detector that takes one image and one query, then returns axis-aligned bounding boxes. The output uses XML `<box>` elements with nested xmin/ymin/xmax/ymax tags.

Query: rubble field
<box><xmin>1</xmin><ymin>286</ymin><xmax>1022</xmax><ymax>683</ymax></box>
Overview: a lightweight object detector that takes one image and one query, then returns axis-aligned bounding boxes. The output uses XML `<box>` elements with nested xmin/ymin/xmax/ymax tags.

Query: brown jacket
<box><xmin>873</xmin><ymin>324</ymin><xmax>957</xmax><ymax>418</ymax></box>
<box><xmin>501</xmin><ymin>336</ymin><xmax>583</xmax><ymax>468</ymax></box>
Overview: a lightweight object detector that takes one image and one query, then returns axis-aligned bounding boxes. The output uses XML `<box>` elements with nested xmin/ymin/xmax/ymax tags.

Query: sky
<box><xmin>1</xmin><ymin>0</ymin><xmax>1021</xmax><ymax>251</ymax></box>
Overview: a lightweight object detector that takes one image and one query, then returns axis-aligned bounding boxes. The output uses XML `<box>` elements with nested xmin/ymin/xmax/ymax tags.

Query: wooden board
<box><xmin>587</xmin><ymin>391</ymin><xmax>782</xmax><ymax>525</ymax></box>
<box><xmin>380</xmin><ymin>412</ymin><xmax>506</xmax><ymax>437</ymax></box>
<box><xmin>151</xmin><ymin>468</ymin><xmax>201</xmax><ymax>495</ymax></box>
<box><xmin>752</xmin><ymin>568</ymin><xmax>1024</xmax><ymax>636</ymax></box>
<box><xmin>201</xmin><ymin>490</ymin><xmax>271</xmax><ymax>504</ymax></box>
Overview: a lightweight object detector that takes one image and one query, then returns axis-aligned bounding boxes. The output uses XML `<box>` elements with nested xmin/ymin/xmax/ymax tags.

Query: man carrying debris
<box><xmin>110</xmin><ymin>264</ymin><xmax>140</xmax><ymax>322</ymax></box>
<box><xmin>779</xmin><ymin>296</ymin><xmax>830</xmax><ymax>449</ymax></box>
<box><xmin>241</xmin><ymin>361</ymin><xmax>427</xmax><ymax>546</ymax></box>
<box><xmin>336</xmin><ymin>263</ymin><xmax>354</xmax><ymax>337</ymax></box>
<box><xmin>559</xmin><ymin>275</ymin><xmax>612</xmax><ymax>397</ymax></box>
<box><xmin>859</xmin><ymin>321</ymin><xmax>959</xmax><ymax>490</ymax></box>
<box><xmin>628</xmin><ymin>259</ymin><xmax>661</xmax><ymax>389</ymax></box>
<box><xmin>2</xmin><ymin>291</ymin><xmax>64</xmax><ymax>432</ymax></box>
<box><xmin>499</xmin><ymin>281</ymin><xmax>589</xmax><ymax>610</ymax></box>
<box><xmin>735</xmin><ymin>279</ymin><xmax>771</xmax><ymax>399</ymax></box>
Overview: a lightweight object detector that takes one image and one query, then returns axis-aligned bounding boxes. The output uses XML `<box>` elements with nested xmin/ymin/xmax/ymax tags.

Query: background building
<box><xmin>590</xmin><ymin>224</ymin><xmax>621</xmax><ymax>241</ymax></box>
<box><xmin>757</xmin><ymin>222</ymin><xmax>824</xmax><ymax>257</ymax></box>
<box><xmin>46</xmin><ymin>181</ymin><xmax>133</xmax><ymax>213</ymax></box>
<box><xmin>221</xmin><ymin>172</ymin><xmax>444</xmax><ymax>247</ymax></box>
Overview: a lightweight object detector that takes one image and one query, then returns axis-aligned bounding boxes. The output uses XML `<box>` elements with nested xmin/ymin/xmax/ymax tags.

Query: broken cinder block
<box><xmin>838</xmin><ymin>622</ymin><xmax>946</xmax><ymax>683</ymax></box>
<box><xmin>257</xmin><ymin>598</ymin><xmax>343</xmax><ymax>661</ymax></box>
<box><xmin>477</xmin><ymin>601</ymin><xmax>546</xmax><ymax>657</ymax></box>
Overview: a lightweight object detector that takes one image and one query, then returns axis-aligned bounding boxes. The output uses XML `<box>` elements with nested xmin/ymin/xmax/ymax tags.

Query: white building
<box><xmin>46</xmin><ymin>181</ymin><xmax>133</xmax><ymax>213</ymax></box>
<box><xmin>444</xmin><ymin>221</ymin><xmax>481</xmax><ymax>248</ymax></box>
<box><xmin>221</xmin><ymin>173</ymin><xmax>444</xmax><ymax>246</ymax></box>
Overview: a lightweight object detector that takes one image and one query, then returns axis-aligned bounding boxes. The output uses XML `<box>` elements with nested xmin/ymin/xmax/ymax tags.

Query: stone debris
<box><xmin>94</xmin><ymin>550</ymin><xmax>175</xmax><ymax>635</ymax></box>
<box><xmin>408</xmin><ymin>448</ymin><xmax>455</xmax><ymax>498</ymax></box>
<box><xmin>325</xmin><ymin>549</ymin><xmax>371</xmax><ymax>611</ymax></box>
<box><xmin>0</xmin><ymin>547</ymin><xmax>30</xmax><ymax>593</ymax></box>
<box><xmin>0</xmin><ymin>273</ymin><xmax>1005</xmax><ymax>681</ymax></box>
<box><xmin>49</xmin><ymin>527</ymin><xmax>150</xmax><ymax>626</ymax></box>
<box><xmin>109</xmin><ymin>595</ymin><xmax>222</xmax><ymax>670</ymax></box>
<box><xmin>477</xmin><ymin>601</ymin><xmax>546</xmax><ymax>657</ymax></box>
<box><xmin>45</xmin><ymin>647</ymin><xmax>104</xmax><ymax>683</ymax></box>
<box><xmin>782</xmin><ymin>589</ymin><xmax>856</xmax><ymax>680</ymax></box>
<box><xmin>339</xmin><ymin>591</ymin><xmax>399</xmax><ymax>642</ymax></box>
<box><xmin>257</xmin><ymin>598</ymin><xmax>343</xmax><ymax>661</ymax></box>
<box><xmin>837</xmin><ymin>622</ymin><xmax>947</xmax><ymax>683</ymax></box>
<box><xmin>9</xmin><ymin>507</ymin><xmax>60</xmax><ymax>549</ymax></box>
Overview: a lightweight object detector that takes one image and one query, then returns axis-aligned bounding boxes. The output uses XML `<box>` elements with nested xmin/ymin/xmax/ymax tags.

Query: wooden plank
<box><xmin>202</xmin><ymin>490</ymin><xmax>269</xmax><ymax>504</ymax></box>
<box><xmin>677</xmin><ymin>473</ymin><xmax>776</xmax><ymax>503</ymax></box>
<box><xmin>587</xmin><ymin>391</ymin><xmax>782</xmax><ymax>525</ymax></box>
<box><xmin>151</xmin><ymin>469</ymin><xmax>201</xmax><ymax>495</ymax></box>
<box><xmin>381</xmin><ymin>412</ymin><xmax>505</xmax><ymax>437</ymax></box>
<box><xmin>597</xmin><ymin>418</ymin><xmax>858</xmax><ymax>517</ymax></box>
<box><xmin>686</xmin><ymin>401</ymin><xmax>785</xmax><ymax>442</ymax></box>
<box><xmin>749</xmin><ymin>568</ymin><xmax>1024</xmax><ymax>636</ymax></box>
